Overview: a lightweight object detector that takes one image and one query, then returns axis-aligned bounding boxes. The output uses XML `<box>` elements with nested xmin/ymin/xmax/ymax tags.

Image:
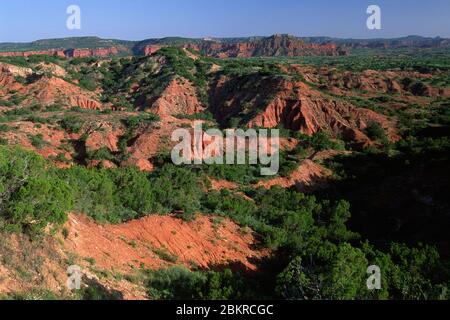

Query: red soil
<box><xmin>146</xmin><ymin>78</ymin><xmax>205</xmax><ymax>118</ymax></box>
<box><xmin>64</xmin><ymin>213</ymin><xmax>270</xmax><ymax>273</ymax></box>
<box><xmin>257</xmin><ymin>159</ymin><xmax>332</xmax><ymax>192</ymax></box>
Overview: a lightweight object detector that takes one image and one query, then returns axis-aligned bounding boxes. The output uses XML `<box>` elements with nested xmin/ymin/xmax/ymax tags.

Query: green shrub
<box><xmin>26</xmin><ymin>115</ymin><xmax>51</xmax><ymax>124</ymax></box>
<box><xmin>29</xmin><ymin>134</ymin><xmax>46</xmax><ymax>149</ymax></box>
<box><xmin>4</xmin><ymin>289</ymin><xmax>60</xmax><ymax>300</ymax></box>
<box><xmin>0</xmin><ymin>147</ymin><xmax>73</xmax><ymax>235</ymax></box>
<box><xmin>59</xmin><ymin>115</ymin><xmax>85</xmax><ymax>133</ymax></box>
<box><xmin>4</xmin><ymin>106</ymin><xmax>29</xmax><ymax>116</ymax></box>
<box><xmin>365</xmin><ymin>121</ymin><xmax>388</xmax><ymax>142</ymax></box>
<box><xmin>57</xmin><ymin>164</ymin><xmax>203</xmax><ymax>223</ymax></box>
<box><xmin>0</xmin><ymin>99</ymin><xmax>13</xmax><ymax>107</ymax></box>
<box><xmin>146</xmin><ymin>266</ymin><xmax>247</xmax><ymax>300</ymax></box>
<box><xmin>175</xmin><ymin>111</ymin><xmax>215</xmax><ymax>121</ymax></box>
<box><xmin>153</xmin><ymin>247</ymin><xmax>178</xmax><ymax>263</ymax></box>
<box><xmin>0</xmin><ymin>124</ymin><xmax>11</xmax><ymax>132</ymax></box>
<box><xmin>87</xmin><ymin>148</ymin><xmax>115</xmax><ymax>162</ymax></box>
<box><xmin>307</xmin><ymin>131</ymin><xmax>346</xmax><ymax>151</ymax></box>
<box><xmin>45</xmin><ymin>103</ymin><xmax>64</xmax><ymax>112</ymax></box>
<box><xmin>79</xmin><ymin>75</ymin><xmax>97</xmax><ymax>91</ymax></box>
<box><xmin>277</xmin><ymin>242</ymin><xmax>449</xmax><ymax>300</ymax></box>
<box><xmin>122</xmin><ymin>113</ymin><xmax>161</xmax><ymax>131</ymax></box>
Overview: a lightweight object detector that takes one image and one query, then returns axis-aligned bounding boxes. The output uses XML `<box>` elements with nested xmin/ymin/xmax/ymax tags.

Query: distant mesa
<box><xmin>0</xmin><ymin>46</ymin><xmax>127</xmax><ymax>58</ymax></box>
<box><xmin>141</xmin><ymin>34</ymin><xmax>348</xmax><ymax>58</ymax></box>
<box><xmin>0</xmin><ymin>34</ymin><xmax>347</xmax><ymax>59</ymax></box>
<box><xmin>1</xmin><ymin>34</ymin><xmax>449</xmax><ymax>60</ymax></box>
<box><xmin>0</xmin><ymin>49</ymin><xmax>67</xmax><ymax>58</ymax></box>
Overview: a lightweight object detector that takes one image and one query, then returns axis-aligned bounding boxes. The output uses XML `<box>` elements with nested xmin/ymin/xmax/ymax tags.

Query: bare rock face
<box><xmin>69</xmin><ymin>97</ymin><xmax>103</xmax><ymax>110</ymax></box>
<box><xmin>16</xmin><ymin>76</ymin><xmax>103</xmax><ymax>109</ymax></box>
<box><xmin>0</xmin><ymin>63</ymin><xmax>30</xmax><ymax>94</ymax></box>
<box><xmin>64</xmin><ymin>47</ymin><xmax>122</xmax><ymax>58</ymax></box>
<box><xmin>146</xmin><ymin>78</ymin><xmax>205</xmax><ymax>118</ymax></box>
<box><xmin>0</xmin><ymin>46</ymin><xmax>127</xmax><ymax>59</ymax></box>
<box><xmin>256</xmin><ymin>160</ymin><xmax>332</xmax><ymax>193</ymax></box>
<box><xmin>143</xmin><ymin>45</ymin><xmax>163</xmax><ymax>55</ymax></box>
<box><xmin>0</xmin><ymin>72</ymin><xmax>22</xmax><ymax>95</ymax></box>
<box><xmin>0</xmin><ymin>62</ymin><xmax>104</xmax><ymax>110</ymax></box>
<box><xmin>0</xmin><ymin>62</ymin><xmax>33</xmax><ymax>77</ymax></box>
<box><xmin>35</xmin><ymin>62</ymin><xmax>67</xmax><ymax>77</ymax></box>
<box><xmin>0</xmin><ymin>63</ymin><xmax>103</xmax><ymax>110</ymax></box>
<box><xmin>84</xmin><ymin>122</ymin><xmax>124</xmax><ymax>153</ymax></box>
<box><xmin>65</xmin><ymin>213</ymin><xmax>270</xmax><ymax>273</ymax></box>
<box><xmin>249</xmin><ymin>80</ymin><xmax>398</xmax><ymax>145</ymax></box>
<box><xmin>144</xmin><ymin>35</ymin><xmax>346</xmax><ymax>58</ymax></box>
<box><xmin>0</xmin><ymin>49</ymin><xmax>65</xmax><ymax>58</ymax></box>
<box><xmin>195</xmin><ymin>35</ymin><xmax>345</xmax><ymax>58</ymax></box>
<box><xmin>212</xmin><ymin>76</ymin><xmax>398</xmax><ymax>146</ymax></box>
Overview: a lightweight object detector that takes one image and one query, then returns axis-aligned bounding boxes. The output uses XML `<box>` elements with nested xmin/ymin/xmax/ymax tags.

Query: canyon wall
<box><xmin>140</xmin><ymin>35</ymin><xmax>348</xmax><ymax>58</ymax></box>
<box><xmin>0</xmin><ymin>46</ymin><xmax>128</xmax><ymax>58</ymax></box>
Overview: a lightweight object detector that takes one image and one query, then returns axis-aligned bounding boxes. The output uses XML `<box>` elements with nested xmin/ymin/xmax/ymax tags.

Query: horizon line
<box><xmin>0</xmin><ymin>33</ymin><xmax>448</xmax><ymax>45</ymax></box>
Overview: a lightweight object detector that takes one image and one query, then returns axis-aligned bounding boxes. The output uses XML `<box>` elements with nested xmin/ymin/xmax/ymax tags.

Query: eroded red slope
<box><xmin>64</xmin><ymin>213</ymin><xmax>270</xmax><ymax>273</ymax></box>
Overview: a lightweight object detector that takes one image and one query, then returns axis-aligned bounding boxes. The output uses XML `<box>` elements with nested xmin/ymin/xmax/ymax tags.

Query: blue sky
<box><xmin>0</xmin><ymin>0</ymin><xmax>449</xmax><ymax>42</ymax></box>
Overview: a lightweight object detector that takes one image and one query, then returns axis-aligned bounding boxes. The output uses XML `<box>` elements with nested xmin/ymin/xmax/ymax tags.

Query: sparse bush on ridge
<box><xmin>121</xmin><ymin>113</ymin><xmax>161</xmax><ymax>130</ymax></box>
<box><xmin>59</xmin><ymin>115</ymin><xmax>85</xmax><ymax>133</ymax></box>
<box><xmin>78</xmin><ymin>75</ymin><xmax>97</xmax><ymax>91</ymax></box>
<box><xmin>29</xmin><ymin>134</ymin><xmax>46</xmax><ymax>149</ymax></box>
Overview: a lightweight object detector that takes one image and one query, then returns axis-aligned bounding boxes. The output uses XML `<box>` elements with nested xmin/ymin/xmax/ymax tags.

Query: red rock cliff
<box><xmin>0</xmin><ymin>46</ymin><xmax>127</xmax><ymax>58</ymax></box>
<box><xmin>143</xmin><ymin>35</ymin><xmax>347</xmax><ymax>58</ymax></box>
<box><xmin>0</xmin><ymin>49</ymin><xmax>66</xmax><ymax>58</ymax></box>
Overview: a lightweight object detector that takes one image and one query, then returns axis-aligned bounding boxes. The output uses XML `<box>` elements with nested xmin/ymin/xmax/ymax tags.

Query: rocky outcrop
<box><xmin>64</xmin><ymin>47</ymin><xmax>122</xmax><ymax>58</ymax></box>
<box><xmin>0</xmin><ymin>72</ymin><xmax>22</xmax><ymax>94</ymax></box>
<box><xmin>212</xmin><ymin>76</ymin><xmax>398</xmax><ymax>146</ymax></box>
<box><xmin>17</xmin><ymin>76</ymin><xmax>103</xmax><ymax>109</ymax></box>
<box><xmin>69</xmin><ymin>97</ymin><xmax>103</xmax><ymax>110</ymax></box>
<box><xmin>35</xmin><ymin>62</ymin><xmax>67</xmax><ymax>77</ymax></box>
<box><xmin>143</xmin><ymin>45</ymin><xmax>163</xmax><ymax>55</ymax></box>
<box><xmin>65</xmin><ymin>213</ymin><xmax>270</xmax><ymax>272</ymax></box>
<box><xmin>0</xmin><ymin>62</ymin><xmax>33</xmax><ymax>77</ymax></box>
<box><xmin>0</xmin><ymin>49</ymin><xmax>65</xmax><ymax>58</ymax></box>
<box><xmin>249</xmin><ymin>81</ymin><xmax>397</xmax><ymax>145</ymax></box>
<box><xmin>0</xmin><ymin>63</ymin><xmax>31</xmax><ymax>94</ymax></box>
<box><xmin>0</xmin><ymin>46</ymin><xmax>128</xmax><ymax>58</ymax></box>
<box><xmin>0</xmin><ymin>63</ymin><xmax>104</xmax><ymax>109</ymax></box>
<box><xmin>84</xmin><ymin>122</ymin><xmax>124</xmax><ymax>153</ymax></box>
<box><xmin>145</xmin><ymin>78</ymin><xmax>205</xmax><ymax>118</ymax></box>
<box><xmin>256</xmin><ymin>160</ymin><xmax>332</xmax><ymax>192</ymax></box>
<box><xmin>184</xmin><ymin>35</ymin><xmax>346</xmax><ymax>58</ymax></box>
<box><xmin>142</xmin><ymin>34</ymin><xmax>347</xmax><ymax>58</ymax></box>
<box><xmin>0</xmin><ymin>35</ymin><xmax>344</xmax><ymax>59</ymax></box>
